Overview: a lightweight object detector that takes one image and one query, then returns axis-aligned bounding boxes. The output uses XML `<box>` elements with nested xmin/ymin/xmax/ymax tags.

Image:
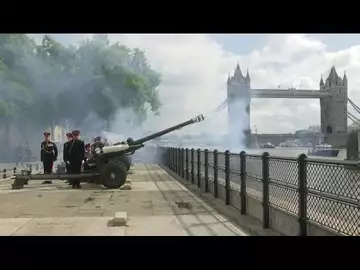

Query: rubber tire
<box><xmin>118</xmin><ymin>155</ymin><xmax>132</xmax><ymax>171</ymax></box>
<box><xmin>99</xmin><ymin>161</ymin><xmax>128</xmax><ymax>189</ymax></box>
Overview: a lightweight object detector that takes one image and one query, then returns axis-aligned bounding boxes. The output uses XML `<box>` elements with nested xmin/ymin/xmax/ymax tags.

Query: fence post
<box><xmin>224</xmin><ymin>150</ymin><xmax>231</xmax><ymax>205</ymax></box>
<box><xmin>197</xmin><ymin>149</ymin><xmax>201</xmax><ymax>188</ymax></box>
<box><xmin>298</xmin><ymin>153</ymin><xmax>308</xmax><ymax>236</ymax></box>
<box><xmin>204</xmin><ymin>149</ymin><xmax>209</xmax><ymax>192</ymax></box>
<box><xmin>175</xmin><ymin>148</ymin><xmax>179</xmax><ymax>175</ymax></box>
<box><xmin>185</xmin><ymin>148</ymin><xmax>189</xmax><ymax>181</ymax></box>
<box><xmin>178</xmin><ymin>148</ymin><xmax>181</xmax><ymax>176</ymax></box>
<box><xmin>240</xmin><ymin>151</ymin><xmax>247</xmax><ymax>215</ymax></box>
<box><xmin>262</xmin><ymin>152</ymin><xmax>270</xmax><ymax>229</ymax></box>
<box><xmin>2</xmin><ymin>169</ymin><xmax>6</xmax><ymax>179</ymax></box>
<box><xmin>173</xmin><ymin>148</ymin><xmax>176</xmax><ymax>171</ymax></box>
<box><xmin>168</xmin><ymin>148</ymin><xmax>170</xmax><ymax>168</ymax></box>
<box><xmin>178</xmin><ymin>148</ymin><xmax>182</xmax><ymax>175</ymax></box>
<box><xmin>170</xmin><ymin>148</ymin><xmax>174</xmax><ymax>170</ymax></box>
<box><xmin>177</xmin><ymin>148</ymin><xmax>180</xmax><ymax>174</ymax></box>
<box><xmin>168</xmin><ymin>148</ymin><xmax>171</xmax><ymax>167</ymax></box>
<box><xmin>213</xmin><ymin>150</ymin><xmax>219</xmax><ymax>198</ymax></box>
<box><xmin>181</xmin><ymin>148</ymin><xmax>185</xmax><ymax>178</ymax></box>
<box><xmin>191</xmin><ymin>148</ymin><xmax>195</xmax><ymax>184</ymax></box>
<box><xmin>169</xmin><ymin>147</ymin><xmax>174</xmax><ymax>170</ymax></box>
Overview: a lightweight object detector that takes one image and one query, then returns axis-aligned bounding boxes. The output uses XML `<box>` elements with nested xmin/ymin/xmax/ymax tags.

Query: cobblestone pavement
<box><xmin>0</xmin><ymin>164</ymin><xmax>247</xmax><ymax>236</ymax></box>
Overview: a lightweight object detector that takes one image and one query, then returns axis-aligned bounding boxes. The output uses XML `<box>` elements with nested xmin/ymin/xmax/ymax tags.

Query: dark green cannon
<box><xmin>13</xmin><ymin>115</ymin><xmax>205</xmax><ymax>189</ymax></box>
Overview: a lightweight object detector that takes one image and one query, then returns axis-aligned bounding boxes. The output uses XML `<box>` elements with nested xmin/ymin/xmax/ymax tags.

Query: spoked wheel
<box><xmin>99</xmin><ymin>161</ymin><xmax>128</xmax><ymax>189</ymax></box>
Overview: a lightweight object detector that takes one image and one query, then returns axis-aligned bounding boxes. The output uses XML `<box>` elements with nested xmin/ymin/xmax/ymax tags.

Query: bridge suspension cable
<box><xmin>348</xmin><ymin>98</ymin><xmax>360</xmax><ymax>115</ymax></box>
<box><xmin>215</xmin><ymin>98</ymin><xmax>228</xmax><ymax>112</ymax></box>
<box><xmin>347</xmin><ymin>112</ymin><xmax>360</xmax><ymax>126</ymax></box>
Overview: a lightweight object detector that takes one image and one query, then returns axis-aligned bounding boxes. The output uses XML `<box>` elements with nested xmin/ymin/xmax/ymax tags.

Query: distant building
<box><xmin>295</xmin><ymin>122</ymin><xmax>360</xmax><ymax>135</ymax></box>
<box><xmin>295</xmin><ymin>125</ymin><xmax>321</xmax><ymax>136</ymax></box>
<box><xmin>307</xmin><ymin>125</ymin><xmax>321</xmax><ymax>133</ymax></box>
<box><xmin>227</xmin><ymin>64</ymin><xmax>251</xmax><ymax>148</ymax></box>
<box><xmin>349</xmin><ymin>121</ymin><xmax>360</xmax><ymax>132</ymax></box>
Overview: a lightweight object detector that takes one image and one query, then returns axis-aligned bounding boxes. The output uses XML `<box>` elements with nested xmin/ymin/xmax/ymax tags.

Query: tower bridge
<box><xmin>250</xmin><ymin>89</ymin><xmax>332</xmax><ymax>98</ymax></box>
<box><xmin>227</xmin><ymin>65</ymin><xmax>349</xmax><ymax>148</ymax></box>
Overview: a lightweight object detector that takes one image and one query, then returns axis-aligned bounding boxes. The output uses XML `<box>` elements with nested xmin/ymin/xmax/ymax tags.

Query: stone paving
<box><xmin>0</xmin><ymin>164</ymin><xmax>248</xmax><ymax>236</ymax></box>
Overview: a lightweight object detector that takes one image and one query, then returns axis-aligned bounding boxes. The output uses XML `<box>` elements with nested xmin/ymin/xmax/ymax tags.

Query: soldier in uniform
<box><xmin>41</xmin><ymin>132</ymin><xmax>58</xmax><ymax>184</ymax></box>
<box><xmin>85</xmin><ymin>143</ymin><xmax>91</xmax><ymax>155</ymax></box>
<box><xmin>63</xmin><ymin>132</ymin><xmax>73</xmax><ymax>173</ymax></box>
<box><xmin>84</xmin><ymin>143</ymin><xmax>91</xmax><ymax>169</ymax></box>
<box><xmin>91</xmin><ymin>136</ymin><xmax>105</xmax><ymax>155</ymax></box>
<box><xmin>67</xmin><ymin>130</ymin><xmax>85</xmax><ymax>189</ymax></box>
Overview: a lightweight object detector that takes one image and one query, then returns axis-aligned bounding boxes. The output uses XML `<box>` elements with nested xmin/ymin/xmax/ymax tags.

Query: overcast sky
<box><xmin>28</xmin><ymin>34</ymin><xmax>360</xmax><ymax>134</ymax></box>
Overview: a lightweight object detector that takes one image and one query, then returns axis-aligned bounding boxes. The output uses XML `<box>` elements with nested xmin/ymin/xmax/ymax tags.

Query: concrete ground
<box><xmin>0</xmin><ymin>164</ymin><xmax>248</xmax><ymax>236</ymax></box>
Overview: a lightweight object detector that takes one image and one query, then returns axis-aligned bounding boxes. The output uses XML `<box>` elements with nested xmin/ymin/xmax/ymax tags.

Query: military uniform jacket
<box><xmin>68</xmin><ymin>139</ymin><xmax>85</xmax><ymax>163</ymax></box>
<box><xmin>41</xmin><ymin>141</ymin><xmax>58</xmax><ymax>162</ymax></box>
<box><xmin>63</xmin><ymin>141</ymin><xmax>71</xmax><ymax>162</ymax></box>
<box><xmin>91</xmin><ymin>141</ymin><xmax>105</xmax><ymax>154</ymax></box>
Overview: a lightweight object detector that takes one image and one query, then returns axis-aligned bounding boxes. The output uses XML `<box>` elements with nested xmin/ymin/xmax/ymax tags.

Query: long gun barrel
<box><xmin>11</xmin><ymin>114</ymin><xmax>206</xmax><ymax>190</ymax></box>
<box><xmin>131</xmin><ymin>114</ymin><xmax>205</xmax><ymax>145</ymax></box>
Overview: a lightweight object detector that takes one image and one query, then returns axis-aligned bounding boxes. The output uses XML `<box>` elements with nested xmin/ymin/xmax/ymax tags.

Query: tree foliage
<box><xmin>0</xmin><ymin>34</ymin><xmax>162</xmax><ymax>136</ymax></box>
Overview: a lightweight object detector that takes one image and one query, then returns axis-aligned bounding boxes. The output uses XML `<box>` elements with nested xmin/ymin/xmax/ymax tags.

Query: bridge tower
<box><xmin>320</xmin><ymin>67</ymin><xmax>348</xmax><ymax>146</ymax></box>
<box><xmin>227</xmin><ymin>64</ymin><xmax>252</xmax><ymax>148</ymax></box>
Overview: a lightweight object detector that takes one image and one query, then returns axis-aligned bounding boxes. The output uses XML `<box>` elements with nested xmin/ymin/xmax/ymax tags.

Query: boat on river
<box><xmin>307</xmin><ymin>144</ymin><xmax>340</xmax><ymax>157</ymax></box>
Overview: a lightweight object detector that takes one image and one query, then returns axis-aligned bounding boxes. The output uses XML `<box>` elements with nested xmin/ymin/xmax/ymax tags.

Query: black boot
<box><xmin>74</xmin><ymin>180</ymin><xmax>81</xmax><ymax>189</ymax></box>
<box><xmin>42</xmin><ymin>180</ymin><xmax>52</xmax><ymax>184</ymax></box>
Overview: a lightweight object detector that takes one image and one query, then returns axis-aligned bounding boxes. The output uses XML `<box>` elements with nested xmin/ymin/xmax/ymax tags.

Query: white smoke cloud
<box><xmin>227</xmin><ymin>99</ymin><xmax>249</xmax><ymax>151</ymax></box>
<box><xmin>28</xmin><ymin>34</ymin><xmax>360</xmax><ymax>137</ymax></box>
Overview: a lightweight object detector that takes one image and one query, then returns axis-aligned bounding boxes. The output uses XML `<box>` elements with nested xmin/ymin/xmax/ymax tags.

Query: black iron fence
<box><xmin>163</xmin><ymin>147</ymin><xmax>359</xmax><ymax>236</ymax></box>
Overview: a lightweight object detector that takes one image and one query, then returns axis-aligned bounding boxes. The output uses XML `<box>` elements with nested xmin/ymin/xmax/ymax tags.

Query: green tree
<box><xmin>53</xmin><ymin>34</ymin><xmax>162</xmax><ymax>129</ymax></box>
<box><xmin>0</xmin><ymin>33</ymin><xmax>162</xmax><ymax>150</ymax></box>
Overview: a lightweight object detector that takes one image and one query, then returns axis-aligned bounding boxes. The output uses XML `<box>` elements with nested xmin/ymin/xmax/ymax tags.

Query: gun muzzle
<box><xmin>192</xmin><ymin>114</ymin><xmax>205</xmax><ymax>123</ymax></box>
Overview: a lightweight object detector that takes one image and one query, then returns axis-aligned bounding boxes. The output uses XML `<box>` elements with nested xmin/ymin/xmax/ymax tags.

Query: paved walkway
<box><xmin>0</xmin><ymin>164</ymin><xmax>247</xmax><ymax>236</ymax></box>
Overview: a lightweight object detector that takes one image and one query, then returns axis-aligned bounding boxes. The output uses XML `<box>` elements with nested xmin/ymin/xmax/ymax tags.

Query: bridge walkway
<box><xmin>0</xmin><ymin>163</ymin><xmax>247</xmax><ymax>236</ymax></box>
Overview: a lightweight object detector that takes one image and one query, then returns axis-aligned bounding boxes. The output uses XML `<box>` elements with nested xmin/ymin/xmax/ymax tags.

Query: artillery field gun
<box><xmin>12</xmin><ymin>115</ymin><xmax>205</xmax><ymax>189</ymax></box>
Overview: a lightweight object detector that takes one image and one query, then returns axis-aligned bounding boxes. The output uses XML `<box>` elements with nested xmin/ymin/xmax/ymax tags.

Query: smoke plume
<box><xmin>1</xmin><ymin>34</ymin><xmax>252</xmax><ymax>163</ymax></box>
<box><xmin>227</xmin><ymin>98</ymin><xmax>249</xmax><ymax>151</ymax></box>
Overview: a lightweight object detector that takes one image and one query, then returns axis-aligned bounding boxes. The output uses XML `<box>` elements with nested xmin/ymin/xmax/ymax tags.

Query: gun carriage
<box><xmin>12</xmin><ymin>115</ymin><xmax>205</xmax><ymax>189</ymax></box>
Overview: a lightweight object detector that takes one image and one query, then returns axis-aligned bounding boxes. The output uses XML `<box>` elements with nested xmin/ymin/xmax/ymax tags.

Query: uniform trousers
<box><xmin>69</xmin><ymin>161</ymin><xmax>82</xmax><ymax>186</ymax></box>
<box><xmin>43</xmin><ymin>159</ymin><xmax>54</xmax><ymax>174</ymax></box>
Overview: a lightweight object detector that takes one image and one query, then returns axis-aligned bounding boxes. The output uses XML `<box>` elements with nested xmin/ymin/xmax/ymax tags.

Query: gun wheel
<box><xmin>114</xmin><ymin>155</ymin><xmax>132</xmax><ymax>171</ymax></box>
<box><xmin>99</xmin><ymin>161</ymin><xmax>128</xmax><ymax>189</ymax></box>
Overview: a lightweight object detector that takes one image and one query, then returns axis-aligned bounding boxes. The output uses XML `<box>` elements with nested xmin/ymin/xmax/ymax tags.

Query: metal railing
<box><xmin>0</xmin><ymin>162</ymin><xmax>42</xmax><ymax>179</ymax></box>
<box><xmin>163</xmin><ymin>147</ymin><xmax>359</xmax><ymax>236</ymax></box>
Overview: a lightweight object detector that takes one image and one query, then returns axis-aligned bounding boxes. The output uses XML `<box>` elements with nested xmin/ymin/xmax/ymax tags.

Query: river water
<box><xmin>167</xmin><ymin>144</ymin><xmax>347</xmax><ymax>160</ymax></box>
